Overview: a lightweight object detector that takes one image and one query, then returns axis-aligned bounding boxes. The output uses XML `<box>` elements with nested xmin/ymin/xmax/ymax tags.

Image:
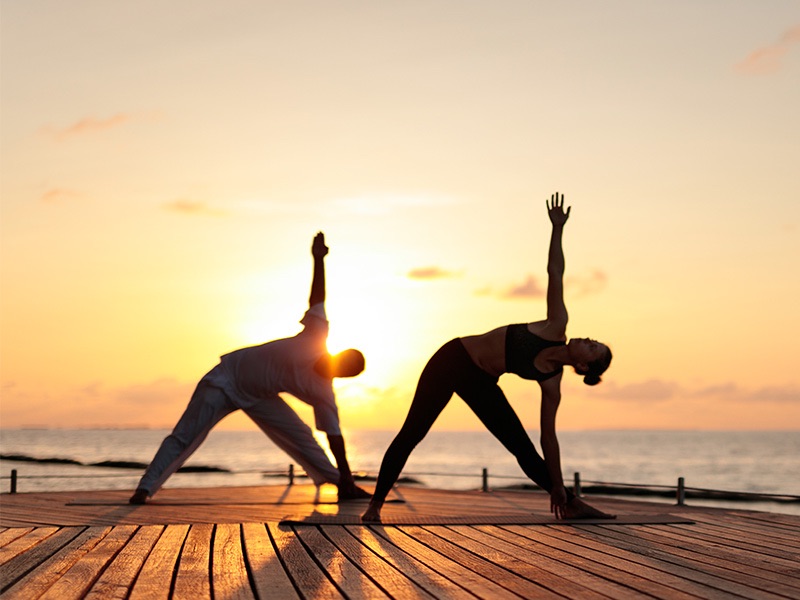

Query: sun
<box><xmin>325</xmin><ymin>287</ymin><xmax>413</xmax><ymax>383</ymax></box>
<box><xmin>233</xmin><ymin>252</ymin><xmax>432</xmax><ymax>414</ymax></box>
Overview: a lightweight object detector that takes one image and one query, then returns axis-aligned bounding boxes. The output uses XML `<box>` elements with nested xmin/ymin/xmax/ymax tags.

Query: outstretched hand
<box><xmin>312</xmin><ymin>231</ymin><xmax>329</xmax><ymax>258</ymax></box>
<box><xmin>550</xmin><ymin>485</ymin><xmax>569</xmax><ymax>520</ymax></box>
<box><xmin>546</xmin><ymin>192</ymin><xmax>571</xmax><ymax>226</ymax></box>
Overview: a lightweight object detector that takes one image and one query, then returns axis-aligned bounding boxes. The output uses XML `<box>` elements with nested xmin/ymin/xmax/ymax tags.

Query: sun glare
<box><xmin>325</xmin><ymin>285</ymin><xmax>416</xmax><ymax>386</ymax></box>
<box><xmin>233</xmin><ymin>254</ymin><xmax>424</xmax><ymax>393</ymax></box>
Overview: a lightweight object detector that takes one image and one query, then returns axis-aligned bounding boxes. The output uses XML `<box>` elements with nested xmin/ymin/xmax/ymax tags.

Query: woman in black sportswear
<box><xmin>362</xmin><ymin>193</ymin><xmax>614</xmax><ymax>522</ymax></box>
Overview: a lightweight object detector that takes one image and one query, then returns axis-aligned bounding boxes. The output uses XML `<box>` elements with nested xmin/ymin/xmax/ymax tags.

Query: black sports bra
<box><xmin>505</xmin><ymin>324</ymin><xmax>565</xmax><ymax>381</ymax></box>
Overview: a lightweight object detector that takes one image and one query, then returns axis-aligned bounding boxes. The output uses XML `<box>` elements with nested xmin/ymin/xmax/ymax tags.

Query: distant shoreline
<box><xmin>2</xmin><ymin>426</ymin><xmax>798</xmax><ymax>433</ymax></box>
<box><xmin>0</xmin><ymin>453</ymin><xmax>229</xmax><ymax>473</ymax></box>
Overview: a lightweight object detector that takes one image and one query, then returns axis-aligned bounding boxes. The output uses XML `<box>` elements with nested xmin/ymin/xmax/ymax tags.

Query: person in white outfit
<box><xmin>129</xmin><ymin>232</ymin><xmax>370</xmax><ymax>504</ymax></box>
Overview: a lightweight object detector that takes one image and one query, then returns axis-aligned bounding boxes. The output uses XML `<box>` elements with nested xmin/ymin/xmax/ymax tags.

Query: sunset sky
<box><xmin>2</xmin><ymin>1</ymin><xmax>798</xmax><ymax>433</ymax></box>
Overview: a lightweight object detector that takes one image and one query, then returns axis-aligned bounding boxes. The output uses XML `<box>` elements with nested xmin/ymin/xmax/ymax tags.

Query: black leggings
<box><xmin>371</xmin><ymin>338</ymin><xmax>569</xmax><ymax>504</ymax></box>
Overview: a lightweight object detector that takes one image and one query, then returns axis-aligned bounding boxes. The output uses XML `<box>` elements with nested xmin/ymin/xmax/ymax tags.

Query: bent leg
<box><xmin>244</xmin><ymin>397</ymin><xmax>340</xmax><ymax>486</ymax></box>
<box><xmin>135</xmin><ymin>380</ymin><xmax>235</xmax><ymax>496</ymax></box>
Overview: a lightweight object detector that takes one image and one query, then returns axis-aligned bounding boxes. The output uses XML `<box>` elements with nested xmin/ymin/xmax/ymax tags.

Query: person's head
<box><xmin>329</xmin><ymin>349</ymin><xmax>365</xmax><ymax>378</ymax></box>
<box><xmin>568</xmin><ymin>338</ymin><xmax>612</xmax><ymax>386</ymax></box>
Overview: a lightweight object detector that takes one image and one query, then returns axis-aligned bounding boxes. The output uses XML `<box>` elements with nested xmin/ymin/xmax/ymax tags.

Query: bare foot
<box><xmin>361</xmin><ymin>504</ymin><xmax>382</xmax><ymax>523</ymax></box>
<box><xmin>563</xmin><ymin>497</ymin><xmax>616</xmax><ymax>519</ymax></box>
<box><xmin>338</xmin><ymin>485</ymin><xmax>372</xmax><ymax>501</ymax></box>
<box><xmin>129</xmin><ymin>489</ymin><xmax>149</xmax><ymax>505</ymax></box>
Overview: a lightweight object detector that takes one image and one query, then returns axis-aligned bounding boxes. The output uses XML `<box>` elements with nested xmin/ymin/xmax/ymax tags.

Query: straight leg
<box><xmin>243</xmin><ymin>397</ymin><xmax>340</xmax><ymax>485</ymax></box>
<box><xmin>135</xmin><ymin>378</ymin><xmax>236</xmax><ymax>496</ymax></box>
<box><xmin>369</xmin><ymin>340</ymin><xmax>462</xmax><ymax>505</ymax></box>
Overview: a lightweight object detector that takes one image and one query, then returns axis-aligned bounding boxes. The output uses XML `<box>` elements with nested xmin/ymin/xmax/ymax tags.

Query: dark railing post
<box><xmin>289</xmin><ymin>464</ymin><xmax>295</xmax><ymax>486</ymax></box>
<box><xmin>677</xmin><ymin>476</ymin><xmax>685</xmax><ymax>505</ymax></box>
<box><xmin>574</xmin><ymin>472</ymin><xmax>582</xmax><ymax>497</ymax></box>
<box><xmin>10</xmin><ymin>469</ymin><xmax>17</xmax><ymax>494</ymax></box>
<box><xmin>482</xmin><ymin>468</ymin><xmax>489</xmax><ymax>492</ymax></box>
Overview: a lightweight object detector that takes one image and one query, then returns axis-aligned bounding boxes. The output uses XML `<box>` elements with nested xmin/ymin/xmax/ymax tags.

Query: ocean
<box><xmin>1</xmin><ymin>428</ymin><xmax>798</xmax><ymax>515</ymax></box>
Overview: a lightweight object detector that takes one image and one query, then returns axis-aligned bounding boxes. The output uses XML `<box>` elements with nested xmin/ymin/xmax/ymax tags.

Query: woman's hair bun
<box><xmin>583</xmin><ymin>373</ymin><xmax>601</xmax><ymax>386</ymax></box>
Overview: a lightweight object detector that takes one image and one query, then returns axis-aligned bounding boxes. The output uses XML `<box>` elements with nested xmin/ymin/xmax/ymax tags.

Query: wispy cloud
<box><xmin>502</xmin><ymin>274</ymin><xmax>545</xmax><ymax>299</ymax></box>
<box><xmin>566</xmin><ymin>269</ymin><xmax>608</xmax><ymax>298</ymax></box>
<box><xmin>39</xmin><ymin>188</ymin><xmax>81</xmax><ymax>204</ymax></box>
<box><xmin>691</xmin><ymin>383</ymin><xmax>800</xmax><ymax>404</ymax></box>
<box><xmin>493</xmin><ymin>270</ymin><xmax>607</xmax><ymax>300</ymax></box>
<box><xmin>736</xmin><ymin>24</ymin><xmax>800</xmax><ymax>75</ymax></box>
<box><xmin>43</xmin><ymin>113</ymin><xmax>132</xmax><ymax>141</ymax></box>
<box><xmin>593</xmin><ymin>379</ymin><xmax>800</xmax><ymax>405</ymax></box>
<box><xmin>407</xmin><ymin>266</ymin><xmax>458</xmax><ymax>280</ymax></box>
<box><xmin>594</xmin><ymin>379</ymin><xmax>681</xmax><ymax>402</ymax></box>
<box><xmin>163</xmin><ymin>199</ymin><xmax>227</xmax><ymax>217</ymax></box>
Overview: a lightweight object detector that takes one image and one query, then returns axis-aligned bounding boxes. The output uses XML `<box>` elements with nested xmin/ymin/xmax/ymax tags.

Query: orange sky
<box><xmin>1</xmin><ymin>1</ymin><xmax>799</xmax><ymax>432</ymax></box>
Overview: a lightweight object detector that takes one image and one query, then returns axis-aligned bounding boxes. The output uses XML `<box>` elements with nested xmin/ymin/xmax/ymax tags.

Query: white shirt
<box><xmin>219</xmin><ymin>304</ymin><xmax>340</xmax><ymax>434</ymax></box>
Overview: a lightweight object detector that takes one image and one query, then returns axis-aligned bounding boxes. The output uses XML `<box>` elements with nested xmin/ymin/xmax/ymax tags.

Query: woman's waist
<box><xmin>459</xmin><ymin>327</ymin><xmax>507</xmax><ymax>377</ymax></box>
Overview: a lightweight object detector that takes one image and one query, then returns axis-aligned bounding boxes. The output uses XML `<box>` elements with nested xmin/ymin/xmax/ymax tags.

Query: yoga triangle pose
<box><xmin>362</xmin><ymin>193</ymin><xmax>615</xmax><ymax>522</ymax></box>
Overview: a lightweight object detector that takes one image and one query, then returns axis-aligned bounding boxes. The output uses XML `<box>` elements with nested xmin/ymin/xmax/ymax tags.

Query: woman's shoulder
<box><xmin>526</xmin><ymin>319</ymin><xmax>567</xmax><ymax>342</ymax></box>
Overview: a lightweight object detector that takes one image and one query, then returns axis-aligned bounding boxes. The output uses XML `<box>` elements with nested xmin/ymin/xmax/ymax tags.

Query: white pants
<box><xmin>136</xmin><ymin>365</ymin><xmax>341</xmax><ymax>495</ymax></box>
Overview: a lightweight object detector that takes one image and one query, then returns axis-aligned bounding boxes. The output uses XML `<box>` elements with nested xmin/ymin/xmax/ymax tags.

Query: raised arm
<box><xmin>545</xmin><ymin>193</ymin><xmax>570</xmax><ymax>331</ymax></box>
<box><xmin>309</xmin><ymin>232</ymin><xmax>328</xmax><ymax>308</ymax></box>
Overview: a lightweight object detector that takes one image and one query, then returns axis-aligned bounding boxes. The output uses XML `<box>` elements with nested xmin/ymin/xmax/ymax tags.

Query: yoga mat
<box><xmin>66</xmin><ymin>498</ymin><xmax>402</xmax><ymax>507</ymax></box>
<box><xmin>280</xmin><ymin>513</ymin><xmax>694</xmax><ymax>526</ymax></box>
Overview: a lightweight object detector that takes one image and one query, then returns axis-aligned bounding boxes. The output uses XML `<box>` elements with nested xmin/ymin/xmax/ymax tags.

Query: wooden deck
<box><xmin>1</xmin><ymin>484</ymin><xmax>798</xmax><ymax>599</ymax></box>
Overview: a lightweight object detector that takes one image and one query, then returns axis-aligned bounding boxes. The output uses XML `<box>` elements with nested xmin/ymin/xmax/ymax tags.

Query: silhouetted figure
<box><xmin>362</xmin><ymin>194</ymin><xmax>614</xmax><ymax>522</ymax></box>
<box><xmin>130</xmin><ymin>233</ymin><xmax>370</xmax><ymax>504</ymax></box>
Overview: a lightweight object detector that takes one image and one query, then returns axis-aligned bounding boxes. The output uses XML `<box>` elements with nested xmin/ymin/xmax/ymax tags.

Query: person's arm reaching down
<box><xmin>539</xmin><ymin>374</ymin><xmax>568</xmax><ymax>519</ymax></box>
<box><xmin>327</xmin><ymin>434</ymin><xmax>371</xmax><ymax>500</ymax></box>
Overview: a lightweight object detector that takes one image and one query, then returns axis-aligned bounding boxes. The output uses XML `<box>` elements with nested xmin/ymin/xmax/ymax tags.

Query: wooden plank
<box><xmin>1</xmin><ymin>486</ymin><xmax>799</xmax><ymax>600</ymax></box>
<box><xmin>481</xmin><ymin>523</ymin><xmax>655</xmax><ymax>600</ymax></box>
<box><xmin>321</xmin><ymin>525</ymin><xmax>435</xmax><ymax>600</ymax></box>
<box><xmin>37</xmin><ymin>525</ymin><xmax>137</xmax><ymax>600</ymax></box>
<box><xmin>0</xmin><ymin>528</ymin><xmax>34</xmax><ymax>548</ymax></box>
<box><xmin>404</xmin><ymin>525</ymin><xmax>563</xmax><ymax>599</ymax></box>
<box><xmin>428</xmin><ymin>525</ymin><xmax>605</xmax><ymax>598</ymax></box>
<box><xmin>669</xmin><ymin>521</ymin><xmax>800</xmax><ymax>565</ymax></box>
<box><xmin>505</xmin><ymin>525</ymin><xmax>708</xmax><ymax>600</ymax></box>
<box><xmin>584</xmin><ymin>524</ymin><xmax>800</xmax><ymax>598</ymax></box>
<box><xmin>634</xmin><ymin>524</ymin><xmax>800</xmax><ymax>582</ymax></box>
<box><xmin>84</xmin><ymin>525</ymin><xmax>164</xmax><ymax>600</ymax></box>
<box><xmin>690</xmin><ymin>511</ymin><xmax>800</xmax><ymax>546</ymax></box>
<box><xmin>0</xmin><ymin>527</ymin><xmax>85</xmax><ymax>592</ymax></box>
<box><xmin>372</xmin><ymin>525</ymin><xmax>520</xmax><ymax>599</ymax></box>
<box><xmin>738</xmin><ymin>511</ymin><xmax>800</xmax><ymax>531</ymax></box>
<box><xmin>601</xmin><ymin>524</ymin><xmax>800</xmax><ymax>596</ymax></box>
<box><xmin>267</xmin><ymin>522</ymin><xmax>343</xmax><ymax>600</ymax></box>
<box><xmin>212</xmin><ymin>523</ymin><xmax>255</xmax><ymax>600</ymax></box>
<box><xmin>344</xmin><ymin>525</ymin><xmax>473</xmax><ymax>599</ymax></box>
<box><xmin>453</xmin><ymin>524</ymin><xmax>638</xmax><ymax>600</ymax></box>
<box><xmin>2</xmin><ymin>526</ymin><xmax>110</xmax><ymax>600</ymax></box>
<box><xmin>173</xmin><ymin>523</ymin><xmax>213</xmax><ymax>600</ymax></box>
<box><xmin>293</xmin><ymin>525</ymin><xmax>390</xmax><ymax>599</ymax></box>
<box><xmin>541</xmin><ymin>524</ymin><xmax>788</xmax><ymax>600</ymax></box>
<box><xmin>0</xmin><ymin>528</ymin><xmax>59</xmax><ymax>566</ymax></box>
<box><xmin>128</xmin><ymin>524</ymin><xmax>189</xmax><ymax>600</ymax></box>
<box><xmin>241</xmin><ymin>523</ymin><xmax>299</xmax><ymax>599</ymax></box>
